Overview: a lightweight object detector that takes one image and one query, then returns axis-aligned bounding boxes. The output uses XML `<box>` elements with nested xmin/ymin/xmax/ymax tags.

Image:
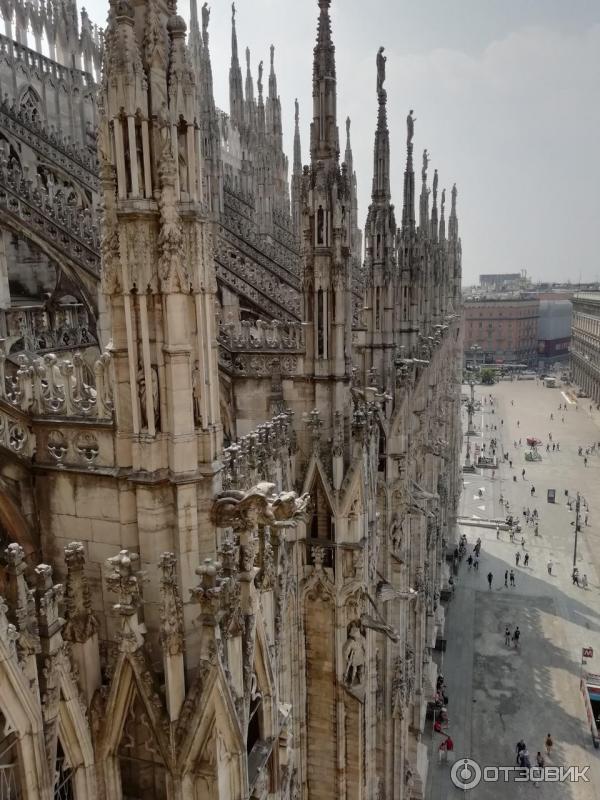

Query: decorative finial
<box><xmin>295</xmin><ymin>98</ymin><xmax>299</xmax><ymax>124</ymax></box>
<box><xmin>451</xmin><ymin>183</ymin><xmax>457</xmax><ymax>206</ymax></box>
<box><xmin>407</xmin><ymin>110</ymin><xmax>416</xmax><ymax>145</ymax></box>
<box><xmin>232</xmin><ymin>1</ymin><xmax>236</xmax><ymax>23</ymax></box>
<box><xmin>441</xmin><ymin>188</ymin><xmax>446</xmax><ymax>214</ymax></box>
<box><xmin>433</xmin><ymin>168</ymin><xmax>438</xmax><ymax>195</ymax></box>
<box><xmin>422</xmin><ymin>149</ymin><xmax>429</xmax><ymax>183</ymax></box>
<box><xmin>346</xmin><ymin>116</ymin><xmax>351</xmax><ymax>140</ymax></box>
<box><xmin>270</xmin><ymin>44</ymin><xmax>275</xmax><ymax>68</ymax></box>
<box><xmin>246</xmin><ymin>46</ymin><xmax>250</xmax><ymax>71</ymax></box>
<box><xmin>377</xmin><ymin>46</ymin><xmax>386</xmax><ymax>94</ymax></box>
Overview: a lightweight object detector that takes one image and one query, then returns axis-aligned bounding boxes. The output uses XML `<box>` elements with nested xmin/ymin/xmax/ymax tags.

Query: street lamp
<box><xmin>470</xmin><ymin>343</ymin><xmax>482</xmax><ymax>371</ymax></box>
<box><xmin>572</xmin><ymin>493</ymin><xmax>582</xmax><ymax>567</ymax></box>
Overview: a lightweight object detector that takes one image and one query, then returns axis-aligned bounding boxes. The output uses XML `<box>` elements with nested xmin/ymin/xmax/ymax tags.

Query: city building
<box><xmin>478</xmin><ymin>272</ymin><xmax>526</xmax><ymax>291</ymax></box>
<box><xmin>570</xmin><ymin>292</ymin><xmax>600</xmax><ymax>402</ymax></box>
<box><xmin>0</xmin><ymin>1</ymin><xmax>463</xmax><ymax>799</ymax></box>
<box><xmin>462</xmin><ymin>295</ymin><xmax>539</xmax><ymax>367</ymax></box>
<box><xmin>537</xmin><ymin>295</ymin><xmax>572</xmax><ymax>367</ymax></box>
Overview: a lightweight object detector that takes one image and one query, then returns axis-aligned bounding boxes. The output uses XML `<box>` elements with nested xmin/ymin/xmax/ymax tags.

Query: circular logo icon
<box><xmin>451</xmin><ymin>757</ymin><xmax>482</xmax><ymax>790</ymax></box>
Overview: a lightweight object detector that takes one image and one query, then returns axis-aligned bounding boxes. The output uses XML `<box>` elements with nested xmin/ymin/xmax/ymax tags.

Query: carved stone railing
<box><xmin>221</xmin><ymin>411</ymin><xmax>296</xmax><ymax>491</ymax></box>
<box><xmin>0</xmin><ymin>155</ymin><xmax>100</xmax><ymax>276</ymax></box>
<box><xmin>2</xmin><ymin>301</ymin><xmax>97</xmax><ymax>357</ymax></box>
<box><xmin>0</xmin><ymin>339</ymin><xmax>113</xmax><ymax>420</ymax></box>
<box><xmin>0</xmin><ymin>33</ymin><xmax>97</xmax><ymax>90</ymax></box>
<box><xmin>218</xmin><ymin>320</ymin><xmax>305</xmax><ymax>351</ymax></box>
<box><xmin>0</xmin><ymin>97</ymin><xmax>98</xmax><ymax>192</ymax></box>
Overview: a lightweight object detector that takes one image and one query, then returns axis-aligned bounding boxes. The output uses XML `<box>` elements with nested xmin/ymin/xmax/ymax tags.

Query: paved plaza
<box><xmin>427</xmin><ymin>378</ymin><xmax>600</xmax><ymax>798</ymax></box>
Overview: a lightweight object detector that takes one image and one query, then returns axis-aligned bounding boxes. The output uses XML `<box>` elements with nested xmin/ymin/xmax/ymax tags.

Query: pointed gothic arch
<box><xmin>0</xmin><ymin>637</ymin><xmax>51</xmax><ymax>799</ymax></box>
<box><xmin>98</xmin><ymin>654</ymin><xmax>172</xmax><ymax>800</ymax></box>
<box><xmin>178</xmin><ymin>662</ymin><xmax>247</xmax><ymax>800</ymax></box>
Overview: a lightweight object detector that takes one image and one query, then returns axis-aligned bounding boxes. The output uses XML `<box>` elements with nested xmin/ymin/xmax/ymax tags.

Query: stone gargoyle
<box><xmin>213</xmin><ymin>481</ymin><xmax>310</xmax><ymax>531</ymax></box>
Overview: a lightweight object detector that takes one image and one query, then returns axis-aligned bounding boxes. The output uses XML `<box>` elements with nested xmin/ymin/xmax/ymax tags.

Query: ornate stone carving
<box><xmin>158</xmin><ymin>155</ymin><xmax>190</xmax><ymax>293</ymax></box>
<box><xmin>158</xmin><ymin>552</ymin><xmax>184</xmax><ymax>656</ymax></box>
<box><xmin>213</xmin><ymin>482</ymin><xmax>309</xmax><ymax>531</ymax></box>
<box><xmin>105</xmin><ymin>550</ymin><xmax>146</xmax><ymax>652</ymax></box>
<box><xmin>62</xmin><ymin>541</ymin><xmax>98</xmax><ymax>643</ymax></box>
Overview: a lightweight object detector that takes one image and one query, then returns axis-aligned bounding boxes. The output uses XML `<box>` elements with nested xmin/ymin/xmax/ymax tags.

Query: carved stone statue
<box><xmin>407</xmin><ymin>109</ymin><xmax>416</xmax><ymax>145</ymax></box>
<box><xmin>441</xmin><ymin>188</ymin><xmax>446</xmax><ymax>216</ymax></box>
<box><xmin>343</xmin><ymin>620</ymin><xmax>366</xmax><ymax>687</ymax></box>
<box><xmin>257</xmin><ymin>60</ymin><xmax>264</xmax><ymax>97</ymax></box>
<box><xmin>192</xmin><ymin>360</ymin><xmax>203</xmax><ymax>427</ymax></box>
<box><xmin>202</xmin><ymin>2</ymin><xmax>210</xmax><ymax>37</ymax></box>
<box><xmin>421</xmin><ymin>149</ymin><xmax>429</xmax><ymax>183</ymax></box>
<box><xmin>376</xmin><ymin>46</ymin><xmax>386</xmax><ymax>94</ymax></box>
<box><xmin>433</xmin><ymin>168</ymin><xmax>438</xmax><ymax>197</ymax></box>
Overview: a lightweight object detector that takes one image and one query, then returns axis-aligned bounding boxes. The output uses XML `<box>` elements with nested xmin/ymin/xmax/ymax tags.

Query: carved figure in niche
<box><xmin>343</xmin><ymin>620</ymin><xmax>366</xmax><ymax>687</ymax></box>
<box><xmin>138</xmin><ymin>364</ymin><xmax>160</xmax><ymax>431</ymax></box>
<box><xmin>317</xmin><ymin>206</ymin><xmax>325</xmax><ymax>245</ymax></box>
<box><xmin>156</xmin><ymin>101</ymin><xmax>171</xmax><ymax>156</ymax></box>
<box><xmin>192</xmin><ymin>360</ymin><xmax>203</xmax><ymax>427</ymax></box>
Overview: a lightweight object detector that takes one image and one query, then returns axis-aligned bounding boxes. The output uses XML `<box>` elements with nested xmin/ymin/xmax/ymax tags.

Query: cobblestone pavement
<box><xmin>426</xmin><ymin>379</ymin><xmax>600</xmax><ymax>799</ymax></box>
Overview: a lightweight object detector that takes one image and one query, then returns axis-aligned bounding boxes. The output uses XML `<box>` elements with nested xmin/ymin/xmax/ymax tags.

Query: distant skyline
<box><xmin>87</xmin><ymin>0</ymin><xmax>600</xmax><ymax>286</ymax></box>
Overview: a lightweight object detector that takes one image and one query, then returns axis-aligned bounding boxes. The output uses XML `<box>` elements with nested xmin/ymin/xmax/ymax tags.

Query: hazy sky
<box><xmin>88</xmin><ymin>0</ymin><xmax>600</xmax><ymax>285</ymax></box>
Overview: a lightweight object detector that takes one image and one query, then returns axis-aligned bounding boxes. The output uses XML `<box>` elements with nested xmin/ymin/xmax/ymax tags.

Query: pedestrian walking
<box><xmin>504</xmin><ymin>570</ymin><xmax>508</xmax><ymax>587</ymax></box>
<box><xmin>496</xmin><ymin>525</ymin><xmax>500</xmax><ymax>539</ymax></box>
<box><xmin>545</xmin><ymin>733</ymin><xmax>553</xmax><ymax>758</ymax></box>
<box><xmin>467</xmin><ymin>554</ymin><xmax>473</xmax><ymax>570</ymax></box>
<box><xmin>582</xmin><ymin>574</ymin><xmax>589</xmax><ymax>589</ymax></box>
<box><xmin>522</xmin><ymin>468</ymin><xmax>526</xmax><ymax>480</ymax></box>
<box><xmin>516</xmin><ymin>739</ymin><xmax>526</xmax><ymax>765</ymax></box>
<box><xmin>534</xmin><ymin>522</ymin><xmax>539</xmax><ymax>536</ymax></box>
<box><xmin>521</xmin><ymin>536</ymin><xmax>526</xmax><ymax>549</ymax></box>
<box><xmin>524</xmin><ymin>553</ymin><xmax>529</xmax><ymax>567</ymax></box>
<box><xmin>509</xmin><ymin>459</ymin><xmax>513</xmax><ymax>468</ymax></box>
<box><xmin>585</xmin><ymin>514</ymin><xmax>589</xmax><ymax>526</ymax></box>
<box><xmin>534</xmin><ymin>752</ymin><xmax>545</xmax><ymax>787</ymax></box>
<box><xmin>530</xmin><ymin>486</ymin><xmax>535</xmax><ymax>496</ymax></box>
<box><xmin>474</xmin><ymin>556</ymin><xmax>479</xmax><ymax>571</ymax></box>
<box><xmin>487</xmin><ymin>571</ymin><xmax>493</xmax><ymax>590</ymax></box>
<box><xmin>572</xmin><ymin>568</ymin><xmax>579</xmax><ymax>586</ymax></box>
<box><xmin>510</xmin><ymin>569</ymin><xmax>516</xmax><ymax>586</ymax></box>
<box><xmin>547</xmin><ymin>560</ymin><xmax>552</xmax><ymax>575</ymax></box>
<box><xmin>517</xmin><ymin>421</ymin><xmax>520</xmax><ymax>428</ymax></box>
<box><xmin>504</xmin><ymin>625</ymin><xmax>511</xmax><ymax>645</ymax></box>
<box><xmin>515</xmin><ymin>551</ymin><xmax>520</xmax><ymax>566</ymax></box>
<box><xmin>513</xmin><ymin>626</ymin><xmax>521</xmax><ymax>649</ymax></box>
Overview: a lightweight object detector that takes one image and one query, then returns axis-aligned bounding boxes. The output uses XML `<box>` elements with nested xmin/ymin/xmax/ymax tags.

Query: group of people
<box><xmin>515</xmin><ymin>735</ymin><xmax>554</xmax><ymax>784</ymax></box>
<box><xmin>434</xmin><ymin>675</ymin><xmax>454</xmax><ymax>762</ymax></box>
<box><xmin>504</xmin><ymin>625</ymin><xmax>521</xmax><ymax>648</ymax></box>
<box><xmin>572</xmin><ymin>567</ymin><xmax>589</xmax><ymax>589</ymax></box>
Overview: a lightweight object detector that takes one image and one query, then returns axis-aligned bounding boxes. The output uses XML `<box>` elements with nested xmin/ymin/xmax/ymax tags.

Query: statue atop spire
<box><xmin>377</xmin><ymin>46</ymin><xmax>386</xmax><ymax>94</ymax></box>
<box><xmin>451</xmin><ymin>183</ymin><xmax>457</xmax><ymax>212</ymax></box>
<box><xmin>441</xmin><ymin>188</ymin><xmax>446</xmax><ymax>216</ymax></box>
<box><xmin>433</xmin><ymin>168</ymin><xmax>438</xmax><ymax>197</ymax></box>
<box><xmin>258</xmin><ymin>59</ymin><xmax>264</xmax><ymax>100</ymax></box>
<box><xmin>202</xmin><ymin>2</ymin><xmax>210</xmax><ymax>39</ymax></box>
<box><xmin>346</xmin><ymin>116</ymin><xmax>351</xmax><ymax>148</ymax></box>
<box><xmin>407</xmin><ymin>110</ymin><xmax>416</xmax><ymax>145</ymax></box>
<box><xmin>421</xmin><ymin>149</ymin><xmax>429</xmax><ymax>184</ymax></box>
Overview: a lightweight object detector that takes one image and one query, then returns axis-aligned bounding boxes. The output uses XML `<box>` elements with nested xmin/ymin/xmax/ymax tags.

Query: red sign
<box><xmin>583</xmin><ymin>647</ymin><xmax>594</xmax><ymax>659</ymax></box>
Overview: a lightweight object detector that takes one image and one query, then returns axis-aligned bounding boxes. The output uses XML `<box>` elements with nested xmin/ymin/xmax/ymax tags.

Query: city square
<box><xmin>428</xmin><ymin>378</ymin><xmax>600</xmax><ymax>798</ymax></box>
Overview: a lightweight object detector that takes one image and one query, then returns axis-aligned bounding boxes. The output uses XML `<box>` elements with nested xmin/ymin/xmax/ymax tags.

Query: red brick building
<box><xmin>463</xmin><ymin>295</ymin><xmax>540</xmax><ymax>366</ymax></box>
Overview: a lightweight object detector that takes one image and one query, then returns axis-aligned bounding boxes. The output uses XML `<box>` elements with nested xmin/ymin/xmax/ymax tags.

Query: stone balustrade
<box><xmin>0</xmin><ymin>149</ymin><xmax>100</xmax><ymax>275</ymax></box>
<box><xmin>0</xmin><ymin>95</ymin><xmax>99</xmax><ymax>191</ymax></box>
<box><xmin>0</xmin><ymin>339</ymin><xmax>113</xmax><ymax>420</ymax></box>
<box><xmin>1</xmin><ymin>301</ymin><xmax>97</xmax><ymax>356</ymax></box>
<box><xmin>219</xmin><ymin>319</ymin><xmax>305</xmax><ymax>351</ymax></box>
<box><xmin>0</xmin><ymin>33</ymin><xmax>98</xmax><ymax>88</ymax></box>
